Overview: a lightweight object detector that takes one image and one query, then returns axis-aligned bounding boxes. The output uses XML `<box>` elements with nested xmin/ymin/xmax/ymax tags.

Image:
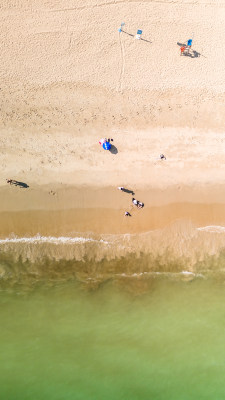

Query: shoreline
<box><xmin>2</xmin><ymin>182</ymin><xmax>225</xmax><ymax>276</ymax></box>
<box><xmin>1</xmin><ymin>184</ymin><xmax>225</xmax><ymax>237</ymax></box>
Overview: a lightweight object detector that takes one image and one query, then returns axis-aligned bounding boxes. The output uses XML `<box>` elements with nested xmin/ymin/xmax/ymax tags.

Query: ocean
<box><xmin>0</xmin><ymin>230</ymin><xmax>225</xmax><ymax>399</ymax></box>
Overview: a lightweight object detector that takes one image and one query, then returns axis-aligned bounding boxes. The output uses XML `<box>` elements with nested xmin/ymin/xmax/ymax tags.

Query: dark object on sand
<box><xmin>118</xmin><ymin>187</ymin><xmax>135</xmax><ymax>195</ymax></box>
<box><xmin>132</xmin><ymin>198</ymin><xmax>138</xmax><ymax>206</ymax></box>
<box><xmin>6</xmin><ymin>179</ymin><xmax>29</xmax><ymax>188</ymax></box>
<box><xmin>132</xmin><ymin>198</ymin><xmax>144</xmax><ymax>208</ymax></box>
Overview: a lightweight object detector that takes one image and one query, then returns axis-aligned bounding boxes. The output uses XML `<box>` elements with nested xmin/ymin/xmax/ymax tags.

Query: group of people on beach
<box><xmin>132</xmin><ymin>198</ymin><xmax>144</xmax><ymax>209</ymax></box>
<box><xmin>116</xmin><ymin>152</ymin><xmax>166</xmax><ymax>217</ymax></box>
<box><xmin>118</xmin><ymin>187</ymin><xmax>144</xmax><ymax>217</ymax></box>
<box><xmin>180</xmin><ymin>39</ymin><xmax>193</xmax><ymax>56</ymax></box>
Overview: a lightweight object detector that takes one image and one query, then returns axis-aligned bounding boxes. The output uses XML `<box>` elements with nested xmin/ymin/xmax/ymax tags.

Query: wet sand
<box><xmin>1</xmin><ymin>184</ymin><xmax>225</xmax><ymax>280</ymax></box>
<box><xmin>1</xmin><ymin>184</ymin><xmax>225</xmax><ymax>237</ymax></box>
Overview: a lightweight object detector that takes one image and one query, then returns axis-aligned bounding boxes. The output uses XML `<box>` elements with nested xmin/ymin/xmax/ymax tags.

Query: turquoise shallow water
<box><xmin>1</xmin><ymin>272</ymin><xmax>225</xmax><ymax>400</ymax></box>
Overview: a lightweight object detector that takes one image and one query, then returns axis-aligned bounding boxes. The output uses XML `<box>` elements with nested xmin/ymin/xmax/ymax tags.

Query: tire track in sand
<box><xmin>49</xmin><ymin>0</ymin><xmax>225</xmax><ymax>13</ymax></box>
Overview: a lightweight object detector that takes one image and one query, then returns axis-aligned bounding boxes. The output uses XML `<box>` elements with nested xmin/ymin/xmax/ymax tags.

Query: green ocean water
<box><xmin>0</xmin><ymin>273</ymin><xmax>225</xmax><ymax>400</ymax></box>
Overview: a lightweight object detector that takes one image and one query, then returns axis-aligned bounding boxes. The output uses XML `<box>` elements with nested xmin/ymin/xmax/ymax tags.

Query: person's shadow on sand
<box><xmin>121</xmin><ymin>188</ymin><xmax>135</xmax><ymax>195</ymax></box>
<box><xmin>13</xmin><ymin>181</ymin><xmax>29</xmax><ymax>188</ymax></box>
<box><xmin>109</xmin><ymin>145</ymin><xmax>118</xmax><ymax>154</ymax></box>
<box><xmin>122</xmin><ymin>30</ymin><xmax>152</xmax><ymax>43</ymax></box>
<box><xmin>183</xmin><ymin>49</ymin><xmax>200</xmax><ymax>58</ymax></box>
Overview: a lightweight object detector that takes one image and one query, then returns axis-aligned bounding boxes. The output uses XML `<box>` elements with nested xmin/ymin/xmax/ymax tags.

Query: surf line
<box><xmin>197</xmin><ymin>225</ymin><xmax>225</xmax><ymax>233</ymax></box>
<box><xmin>0</xmin><ymin>236</ymin><xmax>109</xmax><ymax>245</ymax></box>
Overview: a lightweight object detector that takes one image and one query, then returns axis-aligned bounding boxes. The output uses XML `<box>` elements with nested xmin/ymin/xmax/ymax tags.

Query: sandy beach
<box><xmin>1</xmin><ymin>0</ymin><xmax>225</xmax><ymax>265</ymax></box>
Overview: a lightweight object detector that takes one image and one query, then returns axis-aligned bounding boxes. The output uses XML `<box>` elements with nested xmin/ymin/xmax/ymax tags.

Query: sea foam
<box><xmin>0</xmin><ymin>235</ymin><xmax>108</xmax><ymax>245</ymax></box>
<box><xmin>197</xmin><ymin>225</ymin><xmax>225</xmax><ymax>233</ymax></box>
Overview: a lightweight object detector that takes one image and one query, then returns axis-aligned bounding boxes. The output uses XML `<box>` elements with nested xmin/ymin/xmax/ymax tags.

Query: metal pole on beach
<box><xmin>118</xmin><ymin>22</ymin><xmax>125</xmax><ymax>33</ymax></box>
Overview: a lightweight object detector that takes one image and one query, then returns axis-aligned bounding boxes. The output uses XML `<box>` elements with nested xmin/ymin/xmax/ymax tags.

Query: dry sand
<box><xmin>1</xmin><ymin>0</ymin><xmax>225</xmax><ymax>242</ymax></box>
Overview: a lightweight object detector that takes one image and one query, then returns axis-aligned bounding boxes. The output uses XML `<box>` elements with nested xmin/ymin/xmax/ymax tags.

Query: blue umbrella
<box><xmin>103</xmin><ymin>141</ymin><xmax>111</xmax><ymax>150</ymax></box>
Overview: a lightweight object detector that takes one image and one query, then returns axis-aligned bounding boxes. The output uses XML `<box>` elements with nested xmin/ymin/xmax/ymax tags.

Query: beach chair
<box><xmin>136</xmin><ymin>29</ymin><xmax>142</xmax><ymax>40</ymax></box>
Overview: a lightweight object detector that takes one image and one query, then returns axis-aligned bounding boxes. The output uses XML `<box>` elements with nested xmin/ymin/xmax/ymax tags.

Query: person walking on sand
<box><xmin>118</xmin><ymin>186</ymin><xmax>125</xmax><ymax>191</ymax></box>
<box><xmin>124</xmin><ymin>211</ymin><xmax>131</xmax><ymax>216</ymax></box>
<box><xmin>6</xmin><ymin>179</ymin><xmax>17</xmax><ymax>185</ymax></box>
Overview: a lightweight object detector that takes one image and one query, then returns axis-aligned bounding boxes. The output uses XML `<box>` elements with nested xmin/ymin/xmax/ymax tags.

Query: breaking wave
<box><xmin>0</xmin><ymin>235</ymin><xmax>109</xmax><ymax>245</ymax></box>
<box><xmin>1</xmin><ymin>222</ymin><xmax>225</xmax><ymax>289</ymax></box>
<box><xmin>197</xmin><ymin>225</ymin><xmax>225</xmax><ymax>233</ymax></box>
